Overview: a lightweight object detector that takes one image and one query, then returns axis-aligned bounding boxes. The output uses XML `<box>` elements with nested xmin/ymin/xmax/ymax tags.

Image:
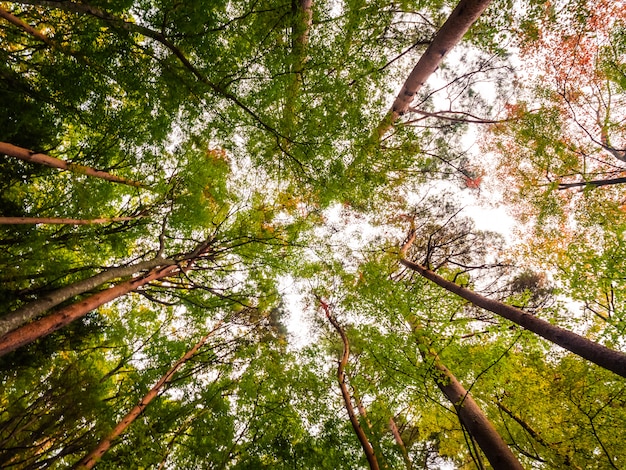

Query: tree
<box><xmin>413</xmin><ymin>331</ymin><xmax>524</xmax><ymax>470</ymax></box>
<box><xmin>400</xmin><ymin>253</ymin><xmax>626</xmax><ymax>378</ymax></box>
<box><xmin>0</xmin><ymin>256</ymin><xmax>191</xmax><ymax>356</ymax></box>
<box><xmin>320</xmin><ymin>298</ymin><xmax>381</xmax><ymax>470</ymax></box>
<box><xmin>74</xmin><ymin>319</ymin><xmax>225</xmax><ymax>469</ymax></box>
<box><xmin>0</xmin><ymin>142</ymin><xmax>145</xmax><ymax>187</ymax></box>
<box><xmin>0</xmin><ymin>256</ymin><xmax>174</xmax><ymax>337</ymax></box>
<box><xmin>3</xmin><ymin>0</ymin><xmax>626</xmax><ymax>468</ymax></box>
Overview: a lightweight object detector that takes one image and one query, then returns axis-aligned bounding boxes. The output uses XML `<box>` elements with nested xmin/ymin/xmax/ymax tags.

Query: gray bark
<box><xmin>0</xmin><ymin>257</ymin><xmax>175</xmax><ymax>337</ymax></box>
<box><xmin>376</xmin><ymin>0</ymin><xmax>493</xmax><ymax>139</ymax></box>
<box><xmin>424</xmin><ymin>350</ymin><xmax>524</xmax><ymax>470</ymax></box>
<box><xmin>402</xmin><ymin>259</ymin><xmax>626</xmax><ymax>378</ymax></box>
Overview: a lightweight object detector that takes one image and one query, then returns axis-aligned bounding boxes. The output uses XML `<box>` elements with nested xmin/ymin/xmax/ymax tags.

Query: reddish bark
<box><xmin>0</xmin><ymin>6</ymin><xmax>56</xmax><ymax>47</ymax></box>
<box><xmin>401</xmin><ymin>258</ymin><xmax>626</xmax><ymax>378</ymax></box>
<box><xmin>0</xmin><ymin>142</ymin><xmax>144</xmax><ymax>187</ymax></box>
<box><xmin>0</xmin><ymin>265</ymin><xmax>178</xmax><ymax>357</ymax></box>
<box><xmin>0</xmin><ymin>257</ymin><xmax>175</xmax><ymax>337</ymax></box>
<box><xmin>73</xmin><ymin>321</ymin><xmax>223</xmax><ymax>469</ymax></box>
<box><xmin>320</xmin><ymin>300</ymin><xmax>380</xmax><ymax>470</ymax></box>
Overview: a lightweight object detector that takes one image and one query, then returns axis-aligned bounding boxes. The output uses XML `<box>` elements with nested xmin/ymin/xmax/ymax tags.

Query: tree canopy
<box><xmin>1</xmin><ymin>0</ymin><xmax>625</xmax><ymax>468</ymax></box>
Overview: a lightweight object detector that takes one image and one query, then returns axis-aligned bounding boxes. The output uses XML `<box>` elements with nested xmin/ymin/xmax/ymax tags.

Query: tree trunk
<box><xmin>320</xmin><ymin>300</ymin><xmax>381</xmax><ymax>470</ymax></box>
<box><xmin>73</xmin><ymin>322</ymin><xmax>223</xmax><ymax>469</ymax></box>
<box><xmin>0</xmin><ymin>216</ymin><xmax>137</xmax><ymax>225</ymax></box>
<box><xmin>401</xmin><ymin>258</ymin><xmax>626</xmax><ymax>378</ymax></box>
<box><xmin>0</xmin><ymin>142</ymin><xmax>144</xmax><ymax>187</ymax></box>
<box><xmin>0</xmin><ymin>6</ymin><xmax>57</xmax><ymax>47</ymax></box>
<box><xmin>558</xmin><ymin>177</ymin><xmax>626</xmax><ymax>190</ymax></box>
<box><xmin>417</xmin><ymin>341</ymin><xmax>524</xmax><ymax>470</ymax></box>
<box><xmin>0</xmin><ymin>265</ymin><xmax>179</xmax><ymax>357</ymax></box>
<box><xmin>282</xmin><ymin>0</ymin><xmax>313</xmax><ymax>143</ymax></box>
<box><xmin>389</xmin><ymin>417</ymin><xmax>413</xmax><ymax>470</ymax></box>
<box><xmin>375</xmin><ymin>0</ymin><xmax>493</xmax><ymax>139</ymax></box>
<box><xmin>600</xmin><ymin>126</ymin><xmax>626</xmax><ymax>162</ymax></box>
<box><xmin>0</xmin><ymin>257</ymin><xmax>175</xmax><ymax>337</ymax></box>
<box><xmin>292</xmin><ymin>0</ymin><xmax>313</xmax><ymax>75</ymax></box>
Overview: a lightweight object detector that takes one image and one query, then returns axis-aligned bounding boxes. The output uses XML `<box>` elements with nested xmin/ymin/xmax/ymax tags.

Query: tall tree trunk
<box><xmin>350</xmin><ymin>379</ymin><xmax>390</xmax><ymax>469</ymax></box>
<box><xmin>319</xmin><ymin>299</ymin><xmax>381</xmax><ymax>470</ymax></box>
<box><xmin>73</xmin><ymin>321</ymin><xmax>223</xmax><ymax>470</ymax></box>
<box><xmin>0</xmin><ymin>257</ymin><xmax>175</xmax><ymax>337</ymax></box>
<box><xmin>0</xmin><ymin>216</ymin><xmax>137</xmax><ymax>225</ymax></box>
<box><xmin>282</xmin><ymin>0</ymin><xmax>313</xmax><ymax>150</ymax></box>
<box><xmin>375</xmin><ymin>0</ymin><xmax>493</xmax><ymax>139</ymax></box>
<box><xmin>0</xmin><ymin>142</ymin><xmax>144</xmax><ymax>187</ymax></box>
<box><xmin>290</xmin><ymin>0</ymin><xmax>313</xmax><ymax>89</ymax></box>
<box><xmin>415</xmin><ymin>337</ymin><xmax>524</xmax><ymax>470</ymax></box>
<box><xmin>558</xmin><ymin>176</ymin><xmax>626</xmax><ymax>190</ymax></box>
<box><xmin>388</xmin><ymin>417</ymin><xmax>413</xmax><ymax>470</ymax></box>
<box><xmin>0</xmin><ymin>264</ymin><xmax>179</xmax><ymax>357</ymax></box>
<box><xmin>400</xmin><ymin>258</ymin><xmax>626</xmax><ymax>378</ymax></box>
<box><xmin>0</xmin><ymin>6</ymin><xmax>57</xmax><ymax>47</ymax></box>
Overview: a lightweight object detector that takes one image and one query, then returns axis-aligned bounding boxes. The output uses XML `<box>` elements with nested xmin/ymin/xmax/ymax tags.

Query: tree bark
<box><xmin>0</xmin><ymin>265</ymin><xmax>179</xmax><ymax>357</ymax></box>
<box><xmin>416</xmin><ymin>340</ymin><xmax>524</xmax><ymax>470</ymax></box>
<box><xmin>0</xmin><ymin>142</ymin><xmax>144</xmax><ymax>187</ymax></box>
<box><xmin>600</xmin><ymin>126</ymin><xmax>626</xmax><ymax>162</ymax></box>
<box><xmin>282</xmin><ymin>0</ymin><xmax>313</xmax><ymax>140</ymax></box>
<box><xmin>0</xmin><ymin>257</ymin><xmax>175</xmax><ymax>337</ymax></box>
<box><xmin>401</xmin><ymin>258</ymin><xmax>626</xmax><ymax>378</ymax></box>
<box><xmin>558</xmin><ymin>177</ymin><xmax>626</xmax><ymax>190</ymax></box>
<box><xmin>0</xmin><ymin>6</ymin><xmax>57</xmax><ymax>48</ymax></box>
<box><xmin>0</xmin><ymin>216</ymin><xmax>137</xmax><ymax>225</ymax></box>
<box><xmin>388</xmin><ymin>417</ymin><xmax>413</xmax><ymax>470</ymax></box>
<box><xmin>375</xmin><ymin>0</ymin><xmax>493</xmax><ymax>139</ymax></box>
<box><xmin>320</xmin><ymin>300</ymin><xmax>380</xmax><ymax>470</ymax></box>
<box><xmin>73</xmin><ymin>321</ymin><xmax>223</xmax><ymax>469</ymax></box>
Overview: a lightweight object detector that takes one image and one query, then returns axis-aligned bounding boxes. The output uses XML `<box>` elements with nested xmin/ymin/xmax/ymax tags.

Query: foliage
<box><xmin>0</xmin><ymin>0</ymin><xmax>625</xmax><ymax>468</ymax></box>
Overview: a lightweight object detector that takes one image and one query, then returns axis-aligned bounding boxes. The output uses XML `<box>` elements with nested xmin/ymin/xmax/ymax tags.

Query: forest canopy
<box><xmin>1</xmin><ymin>0</ymin><xmax>625</xmax><ymax>468</ymax></box>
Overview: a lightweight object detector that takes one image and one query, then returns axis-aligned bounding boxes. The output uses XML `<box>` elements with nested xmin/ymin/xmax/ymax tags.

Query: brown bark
<box><xmin>0</xmin><ymin>265</ymin><xmax>179</xmax><ymax>357</ymax></box>
<box><xmin>400</xmin><ymin>258</ymin><xmax>626</xmax><ymax>378</ymax></box>
<box><xmin>320</xmin><ymin>300</ymin><xmax>380</xmax><ymax>470</ymax></box>
<box><xmin>388</xmin><ymin>417</ymin><xmax>413</xmax><ymax>470</ymax></box>
<box><xmin>375</xmin><ymin>0</ymin><xmax>493</xmax><ymax>139</ymax></box>
<box><xmin>0</xmin><ymin>6</ymin><xmax>56</xmax><ymax>47</ymax></box>
<box><xmin>0</xmin><ymin>216</ymin><xmax>137</xmax><ymax>225</ymax></box>
<box><xmin>558</xmin><ymin>176</ymin><xmax>626</xmax><ymax>190</ymax></box>
<box><xmin>0</xmin><ymin>142</ymin><xmax>144</xmax><ymax>187</ymax></box>
<box><xmin>0</xmin><ymin>257</ymin><xmax>175</xmax><ymax>337</ymax></box>
<box><xmin>73</xmin><ymin>322</ymin><xmax>223</xmax><ymax>469</ymax></box>
<box><xmin>416</xmin><ymin>340</ymin><xmax>524</xmax><ymax>470</ymax></box>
